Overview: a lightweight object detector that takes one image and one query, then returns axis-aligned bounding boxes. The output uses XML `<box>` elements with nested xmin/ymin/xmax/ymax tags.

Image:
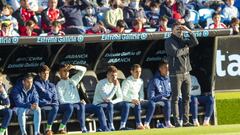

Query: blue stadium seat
<box><xmin>188</xmin><ymin>9</ymin><xmax>200</xmax><ymax>24</ymax></box>
<box><xmin>198</xmin><ymin>8</ymin><xmax>215</xmax><ymax>22</ymax></box>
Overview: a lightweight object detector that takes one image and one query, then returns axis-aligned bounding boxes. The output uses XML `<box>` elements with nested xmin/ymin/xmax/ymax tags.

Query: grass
<box><xmin>62</xmin><ymin>124</ymin><xmax>240</xmax><ymax>135</ymax></box>
<box><xmin>215</xmin><ymin>91</ymin><xmax>240</xmax><ymax>125</ymax></box>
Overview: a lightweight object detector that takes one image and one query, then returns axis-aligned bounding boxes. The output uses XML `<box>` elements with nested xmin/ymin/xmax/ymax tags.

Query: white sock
<box><xmin>110</xmin><ymin>123</ymin><xmax>115</xmax><ymax>129</ymax></box>
<box><xmin>179</xmin><ymin>120</ymin><xmax>183</xmax><ymax>126</ymax></box>
<box><xmin>204</xmin><ymin>117</ymin><xmax>210</xmax><ymax>124</ymax></box>
<box><xmin>193</xmin><ymin>119</ymin><xmax>199</xmax><ymax>125</ymax></box>
<box><xmin>144</xmin><ymin>122</ymin><xmax>149</xmax><ymax>126</ymax></box>
<box><xmin>165</xmin><ymin>120</ymin><xmax>171</xmax><ymax>126</ymax></box>
<box><xmin>136</xmin><ymin>123</ymin><xmax>143</xmax><ymax>127</ymax></box>
<box><xmin>120</xmin><ymin>122</ymin><xmax>126</xmax><ymax>129</ymax></box>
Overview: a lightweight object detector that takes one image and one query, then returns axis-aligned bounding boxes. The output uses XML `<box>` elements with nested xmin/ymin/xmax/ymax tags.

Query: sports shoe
<box><xmin>203</xmin><ymin>123</ymin><xmax>210</xmax><ymax>126</ymax></box>
<box><xmin>46</xmin><ymin>130</ymin><xmax>53</xmax><ymax>135</ymax></box>
<box><xmin>183</xmin><ymin>122</ymin><xmax>194</xmax><ymax>127</ymax></box>
<box><xmin>136</xmin><ymin>124</ymin><xmax>145</xmax><ymax>130</ymax></box>
<box><xmin>194</xmin><ymin>122</ymin><xmax>200</xmax><ymax>127</ymax></box>
<box><xmin>119</xmin><ymin>127</ymin><xmax>133</xmax><ymax>130</ymax></box>
<box><xmin>165</xmin><ymin>124</ymin><xmax>175</xmax><ymax>128</ymax></box>
<box><xmin>58</xmin><ymin>129</ymin><xmax>67</xmax><ymax>134</ymax></box>
<box><xmin>144</xmin><ymin>125</ymin><xmax>150</xmax><ymax>129</ymax></box>
<box><xmin>174</xmin><ymin>122</ymin><xmax>182</xmax><ymax>127</ymax></box>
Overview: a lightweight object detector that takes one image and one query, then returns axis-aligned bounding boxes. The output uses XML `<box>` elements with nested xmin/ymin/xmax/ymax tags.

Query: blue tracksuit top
<box><xmin>147</xmin><ymin>72</ymin><xmax>171</xmax><ymax>102</ymax></box>
<box><xmin>10</xmin><ymin>83</ymin><xmax>39</xmax><ymax>109</ymax></box>
<box><xmin>34</xmin><ymin>77</ymin><xmax>58</xmax><ymax>107</ymax></box>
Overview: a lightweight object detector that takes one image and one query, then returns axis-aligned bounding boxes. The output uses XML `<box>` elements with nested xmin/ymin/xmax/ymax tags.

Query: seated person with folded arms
<box><xmin>34</xmin><ymin>65</ymin><xmax>58</xmax><ymax>135</ymax></box>
<box><xmin>10</xmin><ymin>73</ymin><xmax>41</xmax><ymax>135</ymax></box>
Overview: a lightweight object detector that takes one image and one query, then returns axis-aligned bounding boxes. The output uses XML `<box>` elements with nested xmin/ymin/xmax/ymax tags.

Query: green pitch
<box><xmin>62</xmin><ymin>124</ymin><xmax>240</xmax><ymax>135</ymax></box>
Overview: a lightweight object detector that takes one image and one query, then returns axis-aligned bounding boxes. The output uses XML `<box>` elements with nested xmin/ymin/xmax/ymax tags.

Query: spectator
<box><xmin>0</xmin><ymin>21</ymin><xmax>19</xmax><ymax>36</ymax></box>
<box><xmin>229</xmin><ymin>17</ymin><xmax>239</xmax><ymax>35</ymax></box>
<box><xmin>205</xmin><ymin>12</ymin><xmax>227</xmax><ymax>29</ymax></box>
<box><xmin>34</xmin><ymin>65</ymin><xmax>59</xmax><ymax>135</ymax></box>
<box><xmin>38</xmin><ymin>0</ymin><xmax>49</xmax><ymax>13</ymax></box>
<box><xmin>121</xmin><ymin>64</ymin><xmax>155</xmax><ymax>130</ymax></box>
<box><xmin>123</xmin><ymin>0</ymin><xmax>147</xmax><ymax>28</ymax></box>
<box><xmin>83</xmin><ymin>5</ymin><xmax>97</xmax><ymax>27</ymax></box>
<box><xmin>48</xmin><ymin>21</ymin><xmax>65</xmax><ymax>36</ymax></box>
<box><xmin>10</xmin><ymin>73</ymin><xmax>41</xmax><ymax>135</ymax></box>
<box><xmin>13</xmin><ymin>0</ymin><xmax>38</xmax><ymax>35</ymax></box>
<box><xmin>104</xmin><ymin>0</ymin><xmax>123</xmax><ymax>30</ymax></box>
<box><xmin>41</xmin><ymin>0</ymin><xmax>65</xmax><ymax>33</ymax></box>
<box><xmin>131</xmin><ymin>19</ymin><xmax>145</xmax><ymax>32</ymax></box>
<box><xmin>222</xmin><ymin>0</ymin><xmax>239</xmax><ymax>25</ymax></box>
<box><xmin>0</xmin><ymin>73</ymin><xmax>12</xmax><ymax>135</ymax></box>
<box><xmin>111</xmin><ymin>19</ymin><xmax>126</xmax><ymax>33</ymax></box>
<box><xmin>20</xmin><ymin>20</ymin><xmax>41</xmax><ymax>36</ymax></box>
<box><xmin>160</xmin><ymin>0</ymin><xmax>193</xmax><ymax>29</ymax></box>
<box><xmin>147</xmin><ymin>2</ymin><xmax>160</xmax><ymax>28</ymax></box>
<box><xmin>56</xmin><ymin>64</ymin><xmax>109</xmax><ymax>133</ymax></box>
<box><xmin>86</xmin><ymin>21</ymin><xmax>107</xmax><ymax>34</ymax></box>
<box><xmin>234</xmin><ymin>0</ymin><xmax>240</xmax><ymax>12</ymax></box>
<box><xmin>60</xmin><ymin>0</ymin><xmax>90</xmax><ymax>34</ymax></box>
<box><xmin>158</xmin><ymin>16</ymin><xmax>171</xmax><ymax>32</ymax></box>
<box><xmin>98</xmin><ymin>0</ymin><xmax>110</xmax><ymax>13</ymax></box>
<box><xmin>164</xmin><ymin>23</ymin><xmax>199</xmax><ymax>127</ymax></box>
<box><xmin>93</xmin><ymin>66</ymin><xmax>123</xmax><ymax>131</ymax></box>
<box><xmin>147</xmin><ymin>60</ymin><xmax>174</xmax><ymax>128</ymax></box>
<box><xmin>0</xmin><ymin>4</ymin><xmax>18</xmax><ymax>31</ymax></box>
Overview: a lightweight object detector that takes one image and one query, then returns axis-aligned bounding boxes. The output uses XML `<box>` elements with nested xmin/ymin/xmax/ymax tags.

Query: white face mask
<box><xmin>130</xmin><ymin>2</ymin><xmax>139</xmax><ymax>10</ymax></box>
<box><xmin>86</xmin><ymin>8</ymin><xmax>93</xmax><ymax>15</ymax></box>
<box><xmin>151</xmin><ymin>8</ymin><xmax>159</xmax><ymax>14</ymax></box>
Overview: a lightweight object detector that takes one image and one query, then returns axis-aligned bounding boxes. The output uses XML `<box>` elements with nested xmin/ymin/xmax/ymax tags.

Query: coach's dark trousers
<box><xmin>170</xmin><ymin>73</ymin><xmax>191</xmax><ymax>125</ymax></box>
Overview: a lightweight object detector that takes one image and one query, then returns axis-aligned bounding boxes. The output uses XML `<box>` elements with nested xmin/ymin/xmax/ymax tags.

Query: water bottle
<box><xmin>156</xmin><ymin>120</ymin><xmax>165</xmax><ymax>128</ymax></box>
<box><xmin>156</xmin><ymin>120</ymin><xmax>160</xmax><ymax>128</ymax></box>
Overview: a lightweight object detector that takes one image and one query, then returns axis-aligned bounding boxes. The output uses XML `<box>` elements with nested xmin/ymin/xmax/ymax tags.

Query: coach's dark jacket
<box><xmin>165</xmin><ymin>32</ymin><xmax>199</xmax><ymax>75</ymax></box>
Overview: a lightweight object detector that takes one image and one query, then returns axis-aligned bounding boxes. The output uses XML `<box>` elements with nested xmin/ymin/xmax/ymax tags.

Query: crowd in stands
<box><xmin>0</xmin><ymin>0</ymin><xmax>239</xmax><ymax>37</ymax></box>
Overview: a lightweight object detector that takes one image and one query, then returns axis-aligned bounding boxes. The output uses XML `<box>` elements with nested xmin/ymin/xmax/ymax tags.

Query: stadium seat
<box><xmin>188</xmin><ymin>9</ymin><xmax>200</xmax><ymax>24</ymax></box>
<box><xmin>198</xmin><ymin>8</ymin><xmax>215</xmax><ymax>22</ymax></box>
<box><xmin>141</xmin><ymin>68</ymin><xmax>153</xmax><ymax>99</ymax></box>
<box><xmin>117</xmin><ymin>70</ymin><xmax>126</xmax><ymax>83</ymax></box>
<box><xmin>79</xmin><ymin>70</ymin><xmax>99</xmax><ymax>104</ymax></box>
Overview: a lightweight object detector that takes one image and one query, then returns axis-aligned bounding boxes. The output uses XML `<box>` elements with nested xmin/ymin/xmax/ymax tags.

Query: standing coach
<box><xmin>165</xmin><ymin>22</ymin><xmax>199</xmax><ymax>127</ymax></box>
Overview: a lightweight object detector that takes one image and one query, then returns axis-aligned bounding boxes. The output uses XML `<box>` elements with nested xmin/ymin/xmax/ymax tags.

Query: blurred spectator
<box><xmin>205</xmin><ymin>12</ymin><xmax>227</xmax><ymax>29</ymax></box>
<box><xmin>83</xmin><ymin>5</ymin><xmax>97</xmax><ymax>27</ymax></box>
<box><xmin>132</xmin><ymin>19</ymin><xmax>145</xmax><ymax>32</ymax></box>
<box><xmin>0</xmin><ymin>4</ymin><xmax>18</xmax><ymax>31</ymax></box>
<box><xmin>37</xmin><ymin>0</ymin><xmax>49</xmax><ymax>13</ymax></box>
<box><xmin>20</xmin><ymin>20</ymin><xmax>41</xmax><ymax>36</ymax></box>
<box><xmin>60</xmin><ymin>0</ymin><xmax>90</xmax><ymax>34</ymax></box>
<box><xmin>222</xmin><ymin>0</ymin><xmax>239</xmax><ymax>25</ymax></box>
<box><xmin>0</xmin><ymin>21</ymin><xmax>19</xmax><ymax>36</ymax></box>
<box><xmin>13</xmin><ymin>0</ymin><xmax>38</xmax><ymax>35</ymax></box>
<box><xmin>41</xmin><ymin>0</ymin><xmax>65</xmax><ymax>33</ymax></box>
<box><xmin>104</xmin><ymin>0</ymin><xmax>123</xmax><ymax>29</ymax></box>
<box><xmin>48</xmin><ymin>21</ymin><xmax>65</xmax><ymax>35</ymax></box>
<box><xmin>234</xmin><ymin>0</ymin><xmax>240</xmax><ymax>12</ymax></box>
<box><xmin>147</xmin><ymin>2</ymin><xmax>160</xmax><ymax>28</ymax></box>
<box><xmin>111</xmin><ymin>19</ymin><xmax>126</xmax><ymax>33</ymax></box>
<box><xmin>229</xmin><ymin>17</ymin><xmax>239</xmax><ymax>35</ymax></box>
<box><xmin>98</xmin><ymin>0</ymin><xmax>110</xmax><ymax>12</ymax></box>
<box><xmin>160</xmin><ymin>0</ymin><xmax>193</xmax><ymax>29</ymax></box>
<box><xmin>158</xmin><ymin>16</ymin><xmax>171</xmax><ymax>32</ymax></box>
<box><xmin>86</xmin><ymin>21</ymin><xmax>107</xmax><ymax>34</ymax></box>
<box><xmin>123</xmin><ymin>0</ymin><xmax>147</xmax><ymax>28</ymax></box>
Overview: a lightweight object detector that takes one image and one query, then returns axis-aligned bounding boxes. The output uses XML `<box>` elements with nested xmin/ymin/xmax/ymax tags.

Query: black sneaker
<box><xmin>183</xmin><ymin>122</ymin><xmax>194</xmax><ymax>127</ymax></box>
<box><xmin>174</xmin><ymin>122</ymin><xmax>182</xmax><ymax>127</ymax></box>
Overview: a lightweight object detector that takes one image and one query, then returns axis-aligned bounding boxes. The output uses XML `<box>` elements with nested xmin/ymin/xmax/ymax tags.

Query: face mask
<box><xmin>113</xmin><ymin>4</ymin><xmax>118</xmax><ymax>9</ymax></box>
<box><xmin>151</xmin><ymin>8</ymin><xmax>159</xmax><ymax>14</ymax></box>
<box><xmin>86</xmin><ymin>8</ymin><xmax>93</xmax><ymax>15</ymax></box>
<box><xmin>130</xmin><ymin>2</ymin><xmax>139</xmax><ymax>10</ymax></box>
